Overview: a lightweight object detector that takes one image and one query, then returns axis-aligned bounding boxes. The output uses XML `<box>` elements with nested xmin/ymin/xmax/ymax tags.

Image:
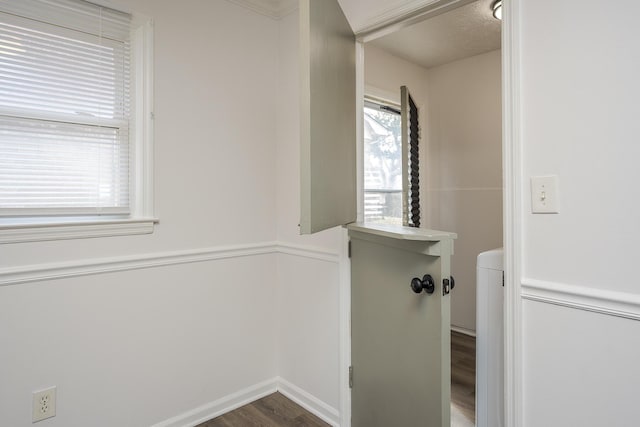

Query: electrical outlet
<box><xmin>32</xmin><ymin>387</ymin><xmax>56</xmax><ymax>423</ymax></box>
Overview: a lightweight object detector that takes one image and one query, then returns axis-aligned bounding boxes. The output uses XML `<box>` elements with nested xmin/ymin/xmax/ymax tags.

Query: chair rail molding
<box><xmin>522</xmin><ymin>278</ymin><xmax>640</xmax><ymax>321</ymax></box>
<box><xmin>0</xmin><ymin>241</ymin><xmax>339</xmax><ymax>287</ymax></box>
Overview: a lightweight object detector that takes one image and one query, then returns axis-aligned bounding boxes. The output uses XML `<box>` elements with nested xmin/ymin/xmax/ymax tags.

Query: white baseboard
<box><xmin>276</xmin><ymin>377</ymin><xmax>341</xmax><ymax>426</ymax></box>
<box><xmin>451</xmin><ymin>325</ymin><xmax>476</xmax><ymax>337</ymax></box>
<box><xmin>151</xmin><ymin>377</ymin><xmax>341</xmax><ymax>427</ymax></box>
<box><xmin>151</xmin><ymin>379</ymin><xmax>277</xmax><ymax>427</ymax></box>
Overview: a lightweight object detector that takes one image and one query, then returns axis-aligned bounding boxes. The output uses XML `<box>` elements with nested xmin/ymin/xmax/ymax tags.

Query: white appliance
<box><xmin>476</xmin><ymin>248</ymin><xmax>504</xmax><ymax>427</ymax></box>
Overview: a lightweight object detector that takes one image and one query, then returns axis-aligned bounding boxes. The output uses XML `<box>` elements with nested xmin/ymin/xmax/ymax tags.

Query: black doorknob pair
<box><xmin>411</xmin><ymin>275</ymin><xmax>455</xmax><ymax>294</ymax></box>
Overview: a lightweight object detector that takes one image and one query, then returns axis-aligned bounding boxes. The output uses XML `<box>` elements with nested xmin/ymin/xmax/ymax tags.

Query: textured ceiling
<box><xmin>369</xmin><ymin>0</ymin><xmax>501</xmax><ymax>69</ymax></box>
<box><xmin>226</xmin><ymin>0</ymin><xmax>297</xmax><ymax>18</ymax></box>
<box><xmin>229</xmin><ymin>0</ymin><xmax>501</xmax><ymax>69</ymax></box>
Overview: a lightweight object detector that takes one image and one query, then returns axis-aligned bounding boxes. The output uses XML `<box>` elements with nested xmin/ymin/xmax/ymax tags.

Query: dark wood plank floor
<box><xmin>198</xmin><ymin>332</ymin><xmax>475</xmax><ymax>427</ymax></box>
<box><xmin>451</xmin><ymin>331</ymin><xmax>476</xmax><ymax>427</ymax></box>
<box><xmin>197</xmin><ymin>392</ymin><xmax>329</xmax><ymax>427</ymax></box>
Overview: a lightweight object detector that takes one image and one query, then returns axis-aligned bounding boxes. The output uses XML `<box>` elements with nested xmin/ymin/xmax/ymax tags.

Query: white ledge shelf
<box><xmin>347</xmin><ymin>223</ymin><xmax>457</xmax><ymax>256</ymax></box>
<box><xmin>0</xmin><ymin>218</ymin><xmax>158</xmax><ymax>244</ymax></box>
<box><xmin>347</xmin><ymin>222</ymin><xmax>457</xmax><ymax>241</ymax></box>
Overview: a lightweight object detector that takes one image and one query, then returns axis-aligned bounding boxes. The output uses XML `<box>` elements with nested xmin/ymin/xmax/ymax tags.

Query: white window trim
<box><xmin>364</xmin><ymin>85</ymin><xmax>401</xmax><ymax>107</ymax></box>
<box><xmin>0</xmin><ymin>10</ymin><xmax>156</xmax><ymax>245</ymax></box>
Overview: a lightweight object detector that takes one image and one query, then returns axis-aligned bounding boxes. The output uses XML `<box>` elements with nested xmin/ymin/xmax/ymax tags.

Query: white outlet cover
<box><xmin>531</xmin><ymin>175</ymin><xmax>559</xmax><ymax>214</ymax></box>
<box><xmin>32</xmin><ymin>386</ymin><xmax>56</xmax><ymax>423</ymax></box>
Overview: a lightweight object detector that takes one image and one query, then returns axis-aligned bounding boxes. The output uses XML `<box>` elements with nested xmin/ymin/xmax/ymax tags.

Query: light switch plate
<box><xmin>531</xmin><ymin>175</ymin><xmax>559</xmax><ymax>214</ymax></box>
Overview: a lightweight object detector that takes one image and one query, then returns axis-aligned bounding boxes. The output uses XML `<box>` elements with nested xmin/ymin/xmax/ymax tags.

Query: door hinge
<box><xmin>502</xmin><ymin>271</ymin><xmax>505</xmax><ymax>287</ymax></box>
<box><xmin>348</xmin><ymin>240</ymin><xmax>352</xmax><ymax>258</ymax></box>
<box><xmin>349</xmin><ymin>366</ymin><xmax>353</xmax><ymax>388</ymax></box>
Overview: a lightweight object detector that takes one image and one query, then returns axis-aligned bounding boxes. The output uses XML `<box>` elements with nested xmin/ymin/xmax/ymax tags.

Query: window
<box><xmin>0</xmin><ymin>0</ymin><xmax>154</xmax><ymax>243</ymax></box>
<box><xmin>363</xmin><ymin>99</ymin><xmax>403</xmax><ymax>225</ymax></box>
<box><xmin>364</xmin><ymin>88</ymin><xmax>421</xmax><ymax>227</ymax></box>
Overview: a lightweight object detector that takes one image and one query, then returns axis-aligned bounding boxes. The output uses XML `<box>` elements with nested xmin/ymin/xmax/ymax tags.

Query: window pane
<box><xmin>0</xmin><ymin>15</ymin><xmax>129</xmax><ymax>120</ymax></box>
<box><xmin>0</xmin><ymin>116</ymin><xmax>129</xmax><ymax>215</ymax></box>
<box><xmin>364</xmin><ymin>105</ymin><xmax>402</xmax><ymax>224</ymax></box>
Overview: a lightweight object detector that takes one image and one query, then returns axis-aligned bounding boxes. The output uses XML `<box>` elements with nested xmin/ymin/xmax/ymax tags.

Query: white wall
<box><xmin>519</xmin><ymin>0</ymin><xmax>640</xmax><ymax>425</ymax></box>
<box><xmin>0</xmin><ymin>1</ymin><xmax>282</xmax><ymax>426</ymax></box>
<box><xmin>522</xmin><ymin>300</ymin><xmax>640</xmax><ymax>426</ymax></box>
<box><xmin>364</xmin><ymin>44</ymin><xmax>429</xmax><ymax>107</ymax></box>
<box><xmin>364</xmin><ymin>45</ymin><xmax>502</xmax><ymax>332</ymax></box>
<box><xmin>520</xmin><ymin>0</ymin><xmax>640</xmax><ymax>290</ymax></box>
<box><xmin>425</xmin><ymin>50</ymin><xmax>503</xmax><ymax>331</ymax></box>
<box><xmin>0</xmin><ymin>257</ymin><xmax>278</xmax><ymax>427</ymax></box>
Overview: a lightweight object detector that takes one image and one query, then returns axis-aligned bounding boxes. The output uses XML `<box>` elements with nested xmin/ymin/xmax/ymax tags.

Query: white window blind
<box><xmin>0</xmin><ymin>0</ymin><xmax>132</xmax><ymax>217</ymax></box>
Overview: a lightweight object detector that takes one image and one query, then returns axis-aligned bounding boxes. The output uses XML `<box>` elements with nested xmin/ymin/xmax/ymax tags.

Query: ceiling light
<box><xmin>492</xmin><ymin>0</ymin><xmax>502</xmax><ymax>20</ymax></box>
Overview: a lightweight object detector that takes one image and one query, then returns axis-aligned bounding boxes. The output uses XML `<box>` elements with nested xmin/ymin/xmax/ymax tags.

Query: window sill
<box><xmin>0</xmin><ymin>218</ymin><xmax>158</xmax><ymax>244</ymax></box>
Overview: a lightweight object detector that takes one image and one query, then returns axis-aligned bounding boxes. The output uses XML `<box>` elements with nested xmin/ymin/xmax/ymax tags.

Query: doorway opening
<box><xmin>360</xmin><ymin>1</ymin><xmax>503</xmax><ymax>426</ymax></box>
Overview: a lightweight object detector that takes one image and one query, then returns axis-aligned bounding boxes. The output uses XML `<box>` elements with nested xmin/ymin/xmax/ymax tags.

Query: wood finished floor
<box><xmin>198</xmin><ymin>332</ymin><xmax>476</xmax><ymax>427</ymax></box>
<box><xmin>451</xmin><ymin>331</ymin><xmax>476</xmax><ymax>427</ymax></box>
<box><xmin>197</xmin><ymin>392</ymin><xmax>329</xmax><ymax>427</ymax></box>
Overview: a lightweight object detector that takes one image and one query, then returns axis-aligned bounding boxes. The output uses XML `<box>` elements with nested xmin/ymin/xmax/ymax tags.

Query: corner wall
<box><xmin>425</xmin><ymin>50</ymin><xmax>503</xmax><ymax>332</ymax></box>
<box><xmin>274</xmin><ymin>11</ymin><xmax>344</xmax><ymax>425</ymax></box>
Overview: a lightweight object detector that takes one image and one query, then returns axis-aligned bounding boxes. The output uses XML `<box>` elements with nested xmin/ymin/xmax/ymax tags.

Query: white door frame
<box><xmin>344</xmin><ymin>1</ymin><xmax>523</xmax><ymax>426</ymax></box>
<box><xmin>500</xmin><ymin>1</ymin><xmax>523</xmax><ymax>425</ymax></box>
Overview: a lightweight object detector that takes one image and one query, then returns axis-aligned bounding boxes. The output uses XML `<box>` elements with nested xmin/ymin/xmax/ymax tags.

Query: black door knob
<box><xmin>411</xmin><ymin>274</ymin><xmax>435</xmax><ymax>294</ymax></box>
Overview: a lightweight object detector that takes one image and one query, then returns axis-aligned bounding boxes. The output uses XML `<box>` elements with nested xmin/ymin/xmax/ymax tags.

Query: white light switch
<box><xmin>531</xmin><ymin>175</ymin><xmax>559</xmax><ymax>214</ymax></box>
